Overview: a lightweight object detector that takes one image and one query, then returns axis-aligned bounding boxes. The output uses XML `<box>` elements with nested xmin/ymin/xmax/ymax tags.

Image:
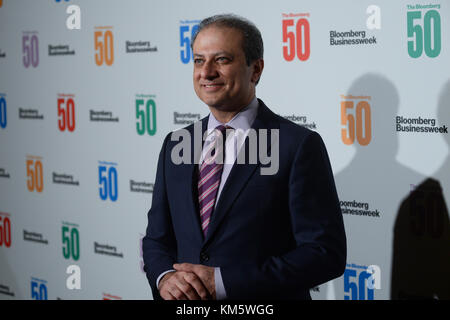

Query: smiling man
<box><xmin>142</xmin><ymin>14</ymin><xmax>346</xmax><ymax>300</ymax></box>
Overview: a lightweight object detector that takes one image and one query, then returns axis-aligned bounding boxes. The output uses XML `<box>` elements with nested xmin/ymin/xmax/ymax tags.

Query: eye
<box><xmin>193</xmin><ymin>58</ymin><xmax>204</xmax><ymax>65</ymax></box>
<box><xmin>216</xmin><ymin>56</ymin><xmax>231</xmax><ymax>63</ymax></box>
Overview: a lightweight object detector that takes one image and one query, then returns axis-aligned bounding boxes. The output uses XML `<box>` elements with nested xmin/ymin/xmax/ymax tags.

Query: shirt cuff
<box><xmin>214</xmin><ymin>267</ymin><xmax>227</xmax><ymax>300</ymax></box>
<box><xmin>156</xmin><ymin>269</ymin><xmax>175</xmax><ymax>289</ymax></box>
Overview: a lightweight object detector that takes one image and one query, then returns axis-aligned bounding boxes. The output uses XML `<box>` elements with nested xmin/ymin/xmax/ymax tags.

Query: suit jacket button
<box><xmin>200</xmin><ymin>252</ymin><xmax>209</xmax><ymax>262</ymax></box>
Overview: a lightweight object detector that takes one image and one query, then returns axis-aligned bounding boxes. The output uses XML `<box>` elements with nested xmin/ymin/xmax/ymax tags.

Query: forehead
<box><xmin>193</xmin><ymin>26</ymin><xmax>244</xmax><ymax>54</ymax></box>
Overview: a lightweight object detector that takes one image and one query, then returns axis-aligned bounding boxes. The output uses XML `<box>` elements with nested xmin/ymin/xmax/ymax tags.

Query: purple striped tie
<box><xmin>198</xmin><ymin>125</ymin><xmax>230</xmax><ymax>237</ymax></box>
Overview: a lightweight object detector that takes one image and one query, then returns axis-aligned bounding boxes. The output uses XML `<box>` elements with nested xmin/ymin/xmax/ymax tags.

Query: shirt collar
<box><xmin>206</xmin><ymin>97</ymin><xmax>259</xmax><ymax>134</ymax></box>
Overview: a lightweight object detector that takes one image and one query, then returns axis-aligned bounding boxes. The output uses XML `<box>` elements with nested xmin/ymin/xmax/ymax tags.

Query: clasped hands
<box><xmin>158</xmin><ymin>263</ymin><xmax>216</xmax><ymax>300</ymax></box>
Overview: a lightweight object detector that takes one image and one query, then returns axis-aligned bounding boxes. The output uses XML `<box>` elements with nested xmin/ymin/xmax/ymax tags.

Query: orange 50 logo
<box><xmin>94</xmin><ymin>26</ymin><xmax>114</xmax><ymax>66</ymax></box>
<box><xmin>341</xmin><ymin>96</ymin><xmax>372</xmax><ymax>146</ymax></box>
<box><xmin>26</xmin><ymin>155</ymin><xmax>44</xmax><ymax>192</ymax></box>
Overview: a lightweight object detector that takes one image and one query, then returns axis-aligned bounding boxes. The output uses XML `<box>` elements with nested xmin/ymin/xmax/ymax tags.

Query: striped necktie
<box><xmin>198</xmin><ymin>125</ymin><xmax>231</xmax><ymax>237</ymax></box>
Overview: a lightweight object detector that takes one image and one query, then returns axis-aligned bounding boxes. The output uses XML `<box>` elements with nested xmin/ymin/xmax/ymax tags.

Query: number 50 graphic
<box><xmin>0</xmin><ymin>95</ymin><xmax>6</xmax><ymax>129</ymax></box>
<box><xmin>180</xmin><ymin>24</ymin><xmax>199</xmax><ymax>64</ymax></box>
<box><xmin>98</xmin><ymin>162</ymin><xmax>118</xmax><ymax>201</ymax></box>
<box><xmin>22</xmin><ymin>32</ymin><xmax>39</xmax><ymax>68</ymax></box>
<box><xmin>407</xmin><ymin>10</ymin><xmax>441</xmax><ymax>58</ymax></box>
<box><xmin>62</xmin><ymin>225</ymin><xmax>80</xmax><ymax>261</ymax></box>
<box><xmin>0</xmin><ymin>214</ymin><xmax>12</xmax><ymax>248</ymax></box>
<box><xmin>94</xmin><ymin>27</ymin><xmax>114</xmax><ymax>66</ymax></box>
<box><xmin>26</xmin><ymin>156</ymin><xmax>44</xmax><ymax>192</ymax></box>
<box><xmin>136</xmin><ymin>97</ymin><xmax>156</xmax><ymax>136</ymax></box>
<box><xmin>341</xmin><ymin>100</ymin><xmax>372</xmax><ymax>146</ymax></box>
<box><xmin>282</xmin><ymin>18</ymin><xmax>310</xmax><ymax>61</ymax></box>
<box><xmin>31</xmin><ymin>279</ymin><xmax>48</xmax><ymax>300</ymax></box>
<box><xmin>57</xmin><ymin>95</ymin><xmax>76</xmax><ymax>132</ymax></box>
<box><xmin>344</xmin><ymin>268</ymin><xmax>374</xmax><ymax>300</ymax></box>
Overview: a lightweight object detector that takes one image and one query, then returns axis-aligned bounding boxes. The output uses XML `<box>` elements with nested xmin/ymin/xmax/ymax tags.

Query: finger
<box><xmin>183</xmin><ymin>272</ymin><xmax>211</xmax><ymax>300</ymax></box>
<box><xmin>159</xmin><ymin>282</ymin><xmax>177</xmax><ymax>300</ymax></box>
<box><xmin>175</xmin><ymin>276</ymin><xmax>201</xmax><ymax>300</ymax></box>
<box><xmin>160</xmin><ymin>289</ymin><xmax>175</xmax><ymax>300</ymax></box>
<box><xmin>168</xmin><ymin>283</ymin><xmax>189</xmax><ymax>300</ymax></box>
<box><xmin>162</xmin><ymin>275</ymin><xmax>190</xmax><ymax>300</ymax></box>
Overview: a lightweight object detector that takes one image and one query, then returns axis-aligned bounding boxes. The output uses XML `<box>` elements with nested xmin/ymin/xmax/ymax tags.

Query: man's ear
<box><xmin>251</xmin><ymin>59</ymin><xmax>264</xmax><ymax>84</ymax></box>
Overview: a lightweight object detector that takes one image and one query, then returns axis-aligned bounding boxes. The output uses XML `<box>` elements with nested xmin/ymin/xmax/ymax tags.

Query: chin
<box><xmin>199</xmin><ymin>96</ymin><xmax>226</xmax><ymax>109</ymax></box>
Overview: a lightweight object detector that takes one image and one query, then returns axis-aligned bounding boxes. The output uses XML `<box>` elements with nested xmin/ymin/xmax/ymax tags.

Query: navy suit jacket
<box><xmin>142</xmin><ymin>100</ymin><xmax>346</xmax><ymax>300</ymax></box>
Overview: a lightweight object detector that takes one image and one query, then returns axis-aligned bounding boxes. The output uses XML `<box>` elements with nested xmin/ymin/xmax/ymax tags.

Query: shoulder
<box><xmin>259</xmin><ymin>100</ymin><xmax>319</xmax><ymax>146</ymax></box>
<box><xmin>163</xmin><ymin>115</ymin><xmax>208</xmax><ymax>146</ymax></box>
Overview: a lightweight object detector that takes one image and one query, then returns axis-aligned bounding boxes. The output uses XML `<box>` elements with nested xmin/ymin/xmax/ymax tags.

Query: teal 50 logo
<box><xmin>407</xmin><ymin>6</ymin><xmax>441</xmax><ymax>58</ymax></box>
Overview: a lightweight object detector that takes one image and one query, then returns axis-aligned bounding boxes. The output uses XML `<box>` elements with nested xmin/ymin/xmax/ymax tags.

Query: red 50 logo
<box><xmin>57</xmin><ymin>94</ymin><xmax>75</xmax><ymax>132</ymax></box>
<box><xmin>0</xmin><ymin>212</ymin><xmax>11</xmax><ymax>248</ymax></box>
<box><xmin>282</xmin><ymin>15</ymin><xmax>310</xmax><ymax>61</ymax></box>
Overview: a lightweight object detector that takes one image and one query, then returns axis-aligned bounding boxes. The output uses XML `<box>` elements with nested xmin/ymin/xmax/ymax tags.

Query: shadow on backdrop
<box><xmin>334</xmin><ymin>73</ymin><xmax>425</xmax><ymax>299</ymax></box>
<box><xmin>391</xmin><ymin>79</ymin><xmax>450</xmax><ymax>300</ymax></box>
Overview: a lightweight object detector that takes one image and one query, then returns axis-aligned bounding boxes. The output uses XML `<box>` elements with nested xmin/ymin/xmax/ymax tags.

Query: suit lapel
<box><xmin>204</xmin><ymin>100</ymin><xmax>279</xmax><ymax>245</ymax></box>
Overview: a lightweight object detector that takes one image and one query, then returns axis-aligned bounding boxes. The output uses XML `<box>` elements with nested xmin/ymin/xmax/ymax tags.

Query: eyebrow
<box><xmin>193</xmin><ymin>51</ymin><xmax>233</xmax><ymax>58</ymax></box>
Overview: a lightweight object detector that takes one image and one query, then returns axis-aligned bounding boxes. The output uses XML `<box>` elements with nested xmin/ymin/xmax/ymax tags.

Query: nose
<box><xmin>200</xmin><ymin>60</ymin><xmax>219</xmax><ymax>80</ymax></box>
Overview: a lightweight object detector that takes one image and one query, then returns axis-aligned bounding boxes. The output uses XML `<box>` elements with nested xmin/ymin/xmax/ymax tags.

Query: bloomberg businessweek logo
<box><xmin>329</xmin><ymin>5</ymin><xmax>380</xmax><ymax>47</ymax></box>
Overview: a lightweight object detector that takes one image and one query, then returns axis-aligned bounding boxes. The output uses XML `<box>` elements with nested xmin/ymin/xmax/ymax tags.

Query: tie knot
<box><xmin>214</xmin><ymin>125</ymin><xmax>233</xmax><ymax>139</ymax></box>
<box><xmin>215</xmin><ymin>125</ymin><xmax>233</xmax><ymax>132</ymax></box>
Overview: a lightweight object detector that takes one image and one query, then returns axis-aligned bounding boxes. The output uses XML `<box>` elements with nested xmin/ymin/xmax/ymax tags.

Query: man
<box><xmin>142</xmin><ymin>14</ymin><xmax>346</xmax><ymax>300</ymax></box>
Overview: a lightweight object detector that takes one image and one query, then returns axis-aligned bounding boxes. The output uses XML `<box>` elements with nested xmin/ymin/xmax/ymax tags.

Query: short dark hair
<box><xmin>191</xmin><ymin>13</ymin><xmax>264</xmax><ymax>66</ymax></box>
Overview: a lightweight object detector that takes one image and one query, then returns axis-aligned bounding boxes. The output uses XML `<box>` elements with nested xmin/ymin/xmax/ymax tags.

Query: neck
<box><xmin>208</xmin><ymin>95</ymin><xmax>256</xmax><ymax>123</ymax></box>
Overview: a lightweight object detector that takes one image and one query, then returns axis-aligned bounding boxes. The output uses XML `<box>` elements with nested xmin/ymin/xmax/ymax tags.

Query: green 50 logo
<box><xmin>62</xmin><ymin>222</ymin><xmax>80</xmax><ymax>261</ymax></box>
<box><xmin>136</xmin><ymin>95</ymin><xmax>156</xmax><ymax>136</ymax></box>
<box><xmin>407</xmin><ymin>9</ymin><xmax>441</xmax><ymax>58</ymax></box>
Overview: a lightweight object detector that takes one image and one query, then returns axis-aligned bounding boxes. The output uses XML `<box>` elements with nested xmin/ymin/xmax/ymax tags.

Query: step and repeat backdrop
<box><xmin>0</xmin><ymin>0</ymin><xmax>449</xmax><ymax>300</ymax></box>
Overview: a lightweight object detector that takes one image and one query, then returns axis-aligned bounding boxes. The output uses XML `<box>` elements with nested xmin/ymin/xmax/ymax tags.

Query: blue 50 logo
<box><xmin>0</xmin><ymin>94</ymin><xmax>6</xmax><ymax>129</ymax></box>
<box><xmin>98</xmin><ymin>162</ymin><xmax>118</xmax><ymax>201</ymax></box>
<box><xmin>180</xmin><ymin>22</ymin><xmax>199</xmax><ymax>64</ymax></box>
<box><xmin>344</xmin><ymin>265</ymin><xmax>381</xmax><ymax>300</ymax></box>
<box><xmin>31</xmin><ymin>278</ymin><xmax>48</xmax><ymax>300</ymax></box>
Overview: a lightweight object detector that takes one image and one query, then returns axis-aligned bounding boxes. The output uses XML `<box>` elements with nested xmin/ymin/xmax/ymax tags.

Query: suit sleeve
<box><xmin>221</xmin><ymin>130</ymin><xmax>347</xmax><ymax>299</ymax></box>
<box><xmin>142</xmin><ymin>133</ymin><xmax>177</xmax><ymax>300</ymax></box>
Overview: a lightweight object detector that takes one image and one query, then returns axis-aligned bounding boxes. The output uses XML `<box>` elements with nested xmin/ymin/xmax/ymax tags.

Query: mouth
<box><xmin>201</xmin><ymin>83</ymin><xmax>224</xmax><ymax>91</ymax></box>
